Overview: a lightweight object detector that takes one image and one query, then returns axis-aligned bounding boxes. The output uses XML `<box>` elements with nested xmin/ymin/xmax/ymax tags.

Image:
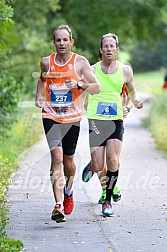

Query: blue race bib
<box><xmin>51</xmin><ymin>90</ymin><xmax>72</xmax><ymax>106</ymax></box>
<box><xmin>96</xmin><ymin>102</ymin><xmax>117</xmax><ymax>116</ymax></box>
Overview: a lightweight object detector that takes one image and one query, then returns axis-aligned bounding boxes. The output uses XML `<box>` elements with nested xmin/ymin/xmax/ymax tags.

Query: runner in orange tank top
<box><xmin>35</xmin><ymin>24</ymin><xmax>100</xmax><ymax>223</ymax></box>
<box><xmin>43</xmin><ymin>52</ymin><xmax>84</xmax><ymax>123</ymax></box>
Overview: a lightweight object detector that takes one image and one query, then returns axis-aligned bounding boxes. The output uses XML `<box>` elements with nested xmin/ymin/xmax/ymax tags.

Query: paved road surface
<box><xmin>7</xmin><ymin>94</ymin><xmax>167</xmax><ymax>252</ymax></box>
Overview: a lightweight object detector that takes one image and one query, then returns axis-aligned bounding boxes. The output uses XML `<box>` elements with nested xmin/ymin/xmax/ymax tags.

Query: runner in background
<box><xmin>83</xmin><ymin>33</ymin><xmax>143</xmax><ymax>216</ymax></box>
<box><xmin>162</xmin><ymin>71</ymin><xmax>167</xmax><ymax>89</ymax></box>
<box><xmin>83</xmin><ymin>77</ymin><xmax>133</xmax><ymax>204</ymax></box>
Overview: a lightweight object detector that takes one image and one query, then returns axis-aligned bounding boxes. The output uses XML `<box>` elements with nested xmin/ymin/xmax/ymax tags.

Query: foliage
<box><xmin>134</xmin><ymin>69</ymin><xmax>165</xmax><ymax>96</ymax></box>
<box><xmin>0</xmin><ymin>57</ymin><xmax>22</xmax><ymax>136</ymax></box>
<box><xmin>129</xmin><ymin>38</ymin><xmax>167</xmax><ymax>72</ymax></box>
<box><xmin>0</xmin><ymin>0</ymin><xmax>61</xmax><ymax>137</ymax></box>
<box><xmin>0</xmin><ymin>237</ymin><xmax>23</xmax><ymax>252</ymax></box>
<box><xmin>7</xmin><ymin>0</ymin><xmax>167</xmax><ymax>99</ymax></box>
<box><xmin>0</xmin><ymin>154</ymin><xmax>22</xmax><ymax>250</ymax></box>
<box><xmin>59</xmin><ymin>0</ymin><xmax>167</xmax><ymax>63</ymax></box>
<box><xmin>144</xmin><ymin>92</ymin><xmax>167</xmax><ymax>157</ymax></box>
<box><xmin>11</xmin><ymin>0</ymin><xmax>61</xmax><ymax>95</ymax></box>
<box><xmin>0</xmin><ymin>0</ymin><xmax>17</xmax><ymax>56</ymax></box>
<box><xmin>0</xmin><ymin>107</ymin><xmax>43</xmax><ymax>251</ymax></box>
<box><xmin>0</xmin><ymin>0</ymin><xmax>20</xmax><ymax>137</ymax></box>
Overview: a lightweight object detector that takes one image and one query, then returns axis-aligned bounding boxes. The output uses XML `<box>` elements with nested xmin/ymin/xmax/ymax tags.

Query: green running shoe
<box><xmin>98</xmin><ymin>189</ymin><xmax>106</xmax><ymax>204</ymax></box>
<box><xmin>113</xmin><ymin>184</ymin><xmax>121</xmax><ymax>202</ymax></box>
<box><xmin>98</xmin><ymin>186</ymin><xmax>122</xmax><ymax>204</ymax></box>
<box><xmin>98</xmin><ymin>196</ymin><xmax>105</xmax><ymax>204</ymax></box>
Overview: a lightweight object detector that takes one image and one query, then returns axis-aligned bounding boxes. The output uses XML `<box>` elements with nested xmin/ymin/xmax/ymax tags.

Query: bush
<box><xmin>144</xmin><ymin>91</ymin><xmax>167</xmax><ymax>157</ymax></box>
<box><xmin>0</xmin><ymin>106</ymin><xmax>43</xmax><ymax>251</ymax></box>
<box><xmin>129</xmin><ymin>39</ymin><xmax>167</xmax><ymax>72</ymax></box>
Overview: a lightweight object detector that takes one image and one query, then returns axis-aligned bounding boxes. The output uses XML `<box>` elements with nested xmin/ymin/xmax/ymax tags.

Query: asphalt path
<box><xmin>7</xmin><ymin>93</ymin><xmax>167</xmax><ymax>252</ymax></box>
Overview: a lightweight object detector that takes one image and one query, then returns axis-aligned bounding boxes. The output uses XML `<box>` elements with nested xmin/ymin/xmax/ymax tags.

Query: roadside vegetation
<box><xmin>0</xmin><ymin>107</ymin><xmax>43</xmax><ymax>251</ymax></box>
<box><xmin>143</xmin><ymin>91</ymin><xmax>167</xmax><ymax>158</ymax></box>
<box><xmin>134</xmin><ymin>69</ymin><xmax>165</xmax><ymax>96</ymax></box>
<box><xmin>134</xmin><ymin>70</ymin><xmax>167</xmax><ymax>158</ymax></box>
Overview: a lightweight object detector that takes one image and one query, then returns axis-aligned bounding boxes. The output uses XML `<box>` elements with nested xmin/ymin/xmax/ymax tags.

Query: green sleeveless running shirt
<box><xmin>87</xmin><ymin>61</ymin><xmax>124</xmax><ymax>120</ymax></box>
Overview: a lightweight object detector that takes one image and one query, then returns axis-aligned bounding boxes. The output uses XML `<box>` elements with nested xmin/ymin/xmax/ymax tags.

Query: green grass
<box><xmin>135</xmin><ymin>69</ymin><xmax>167</xmax><ymax>157</ymax></box>
<box><xmin>0</xmin><ymin>106</ymin><xmax>43</xmax><ymax>251</ymax></box>
<box><xmin>143</xmin><ymin>92</ymin><xmax>167</xmax><ymax>157</ymax></box>
<box><xmin>134</xmin><ymin>69</ymin><xmax>165</xmax><ymax>96</ymax></box>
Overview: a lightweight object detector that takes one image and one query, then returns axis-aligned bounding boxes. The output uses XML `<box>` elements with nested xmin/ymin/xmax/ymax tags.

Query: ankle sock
<box><xmin>56</xmin><ymin>202</ymin><xmax>62</xmax><ymax>206</ymax></box>
<box><xmin>65</xmin><ymin>187</ymin><xmax>73</xmax><ymax>196</ymax></box>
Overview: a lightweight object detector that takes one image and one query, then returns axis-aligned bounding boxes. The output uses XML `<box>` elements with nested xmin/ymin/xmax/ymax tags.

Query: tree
<box><xmin>130</xmin><ymin>37</ymin><xmax>167</xmax><ymax>72</ymax></box>
<box><xmin>59</xmin><ymin>0</ymin><xmax>167</xmax><ymax>63</ymax></box>
<box><xmin>0</xmin><ymin>0</ymin><xmax>16</xmax><ymax>56</ymax></box>
<box><xmin>0</xmin><ymin>0</ymin><xmax>19</xmax><ymax>136</ymax></box>
<box><xmin>11</xmin><ymin>0</ymin><xmax>61</xmax><ymax>95</ymax></box>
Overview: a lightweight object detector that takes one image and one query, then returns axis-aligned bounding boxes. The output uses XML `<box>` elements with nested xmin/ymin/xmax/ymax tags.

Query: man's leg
<box><xmin>98</xmin><ymin>164</ymin><xmax>121</xmax><ymax>204</ymax></box>
<box><xmin>63</xmin><ymin>154</ymin><xmax>76</xmax><ymax>191</ymax></box>
<box><xmin>106</xmin><ymin>139</ymin><xmax>122</xmax><ymax>200</ymax></box>
<box><xmin>50</xmin><ymin>147</ymin><xmax>66</xmax><ymax>222</ymax></box>
<box><xmin>43</xmin><ymin>119</ymin><xmax>67</xmax><ymax>223</ymax></box>
<box><xmin>98</xmin><ymin>166</ymin><xmax>107</xmax><ymax>204</ymax></box>
<box><xmin>82</xmin><ymin>161</ymin><xmax>121</xmax><ymax>203</ymax></box>
<box><xmin>90</xmin><ymin>146</ymin><xmax>106</xmax><ymax>202</ymax></box>
<box><xmin>62</xmin><ymin>123</ymin><xmax>80</xmax><ymax>215</ymax></box>
<box><xmin>90</xmin><ymin>146</ymin><xmax>106</xmax><ymax>173</ymax></box>
<box><xmin>63</xmin><ymin>154</ymin><xmax>76</xmax><ymax>214</ymax></box>
<box><xmin>102</xmin><ymin>139</ymin><xmax>122</xmax><ymax>216</ymax></box>
<box><xmin>50</xmin><ymin>147</ymin><xmax>64</xmax><ymax>203</ymax></box>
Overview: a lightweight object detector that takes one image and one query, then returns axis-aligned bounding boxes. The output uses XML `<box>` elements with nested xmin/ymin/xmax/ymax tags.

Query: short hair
<box><xmin>100</xmin><ymin>33</ymin><xmax>119</xmax><ymax>48</ymax></box>
<box><xmin>53</xmin><ymin>24</ymin><xmax>73</xmax><ymax>41</ymax></box>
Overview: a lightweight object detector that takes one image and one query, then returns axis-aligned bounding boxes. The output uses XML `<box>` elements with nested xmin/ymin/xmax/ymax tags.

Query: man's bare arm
<box><xmin>77</xmin><ymin>56</ymin><xmax>100</xmax><ymax>94</ymax></box>
<box><xmin>123</xmin><ymin>65</ymin><xmax>143</xmax><ymax>109</ymax></box>
<box><xmin>35</xmin><ymin>57</ymin><xmax>48</xmax><ymax>108</ymax></box>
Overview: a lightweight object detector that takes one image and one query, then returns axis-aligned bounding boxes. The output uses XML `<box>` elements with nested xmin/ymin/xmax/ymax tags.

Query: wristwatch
<box><xmin>126</xmin><ymin>107</ymin><xmax>130</xmax><ymax>112</ymax></box>
<box><xmin>77</xmin><ymin>81</ymin><xmax>83</xmax><ymax>90</ymax></box>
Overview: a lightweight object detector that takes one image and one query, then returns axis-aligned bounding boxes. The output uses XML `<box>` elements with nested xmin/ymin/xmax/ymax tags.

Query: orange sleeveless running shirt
<box><xmin>42</xmin><ymin>52</ymin><xmax>83</xmax><ymax>123</ymax></box>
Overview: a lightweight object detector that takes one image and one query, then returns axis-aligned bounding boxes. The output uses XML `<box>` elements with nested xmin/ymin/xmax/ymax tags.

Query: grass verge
<box><xmin>0</xmin><ymin>106</ymin><xmax>43</xmax><ymax>251</ymax></box>
<box><xmin>134</xmin><ymin>69</ymin><xmax>165</xmax><ymax>96</ymax></box>
<box><xmin>143</xmin><ymin>91</ymin><xmax>167</xmax><ymax>157</ymax></box>
<box><xmin>134</xmin><ymin>70</ymin><xmax>167</xmax><ymax>157</ymax></box>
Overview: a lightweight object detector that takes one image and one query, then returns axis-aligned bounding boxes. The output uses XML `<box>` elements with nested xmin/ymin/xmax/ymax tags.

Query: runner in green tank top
<box><xmin>82</xmin><ymin>51</ymin><xmax>133</xmax><ymax>204</ymax></box>
<box><xmin>83</xmin><ymin>33</ymin><xmax>143</xmax><ymax>217</ymax></box>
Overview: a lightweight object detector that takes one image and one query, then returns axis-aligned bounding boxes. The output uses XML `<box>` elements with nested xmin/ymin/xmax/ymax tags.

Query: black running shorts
<box><xmin>43</xmin><ymin>118</ymin><xmax>80</xmax><ymax>155</ymax></box>
<box><xmin>88</xmin><ymin>119</ymin><xmax>124</xmax><ymax>147</ymax></box>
